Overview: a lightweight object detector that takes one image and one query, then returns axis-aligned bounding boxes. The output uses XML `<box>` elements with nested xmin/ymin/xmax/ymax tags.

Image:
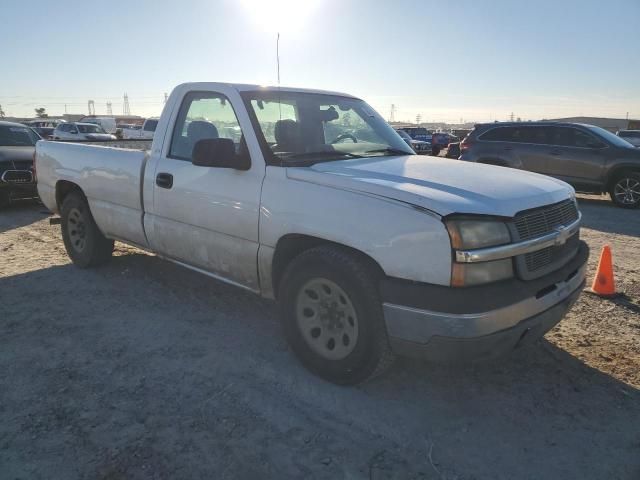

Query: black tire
<box><xmin>60</xmin><ymin>191</ymin><xmax>114</xmax><ymax>267</ymax></box>
<box><xmin>609</xmin><ymin>172</ymin><xmax>640</xmax><ymax>209</ymax></box>
<box><xmin>278</xmin><ymin>245</ymin><xmax>394</xmax><ymax>385</ymax></box>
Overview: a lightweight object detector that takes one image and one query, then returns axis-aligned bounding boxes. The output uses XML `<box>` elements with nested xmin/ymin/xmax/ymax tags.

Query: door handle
<box><xmin>156</xmin><ymin>172</ymin><xmax>173</xmax><ymax>189</ymax></box>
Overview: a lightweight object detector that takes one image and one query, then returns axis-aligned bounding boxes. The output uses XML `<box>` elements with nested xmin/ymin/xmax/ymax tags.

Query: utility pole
<box><xmin>88</xmin><ymin>100</ymin><xmax>95</xmax><ymax>115</ymax></box>
<box><xmin>123</xmin><ymin>93</ymin><xmax>131</xmax><ymax>115</ymax></box>
<box><xmin>416</xmin><ymin>113</ymin><xmax>422</xmax><ymax>125</ymax></box>
<box><xmin>389</xmin><ymin>104</ymin><xmax>396</xmax><ymax>123</ymax></box>
<box><xmin>509</xmin><ymin>112</ymin><xmax>515</xmax><ymax>122</ymax></box>
<box><xmin>106</xmin><ymin>102</ymin><xmax>113</xmax><ymax>116</ymax></box>
<box><xmin>164</xmin><ymin>92</ymin><xmax>168</xmax><ymax>104</ymax></box>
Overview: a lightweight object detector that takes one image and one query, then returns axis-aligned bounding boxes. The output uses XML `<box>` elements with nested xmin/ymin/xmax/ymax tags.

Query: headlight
<box><xmin>445</xmin><ymin>218</ymin><xmax>513</xmax><ymax>287</ymax></box>
<box><xmin>446</xmin><ymin>219</ymin><xmax>510</xmax><ymax>249</ymax></box>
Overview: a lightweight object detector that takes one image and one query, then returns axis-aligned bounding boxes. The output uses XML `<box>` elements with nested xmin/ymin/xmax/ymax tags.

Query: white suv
<box><xmin>53</xmin><ymin>122</ymin><xmax>116</xmax><ymax>141</ymax></box>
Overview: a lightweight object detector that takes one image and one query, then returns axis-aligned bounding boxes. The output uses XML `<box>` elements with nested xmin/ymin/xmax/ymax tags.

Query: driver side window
<box><xmin>169</xmin><ymin>92</ymin><xmax>245</xmax><ymax>161</ymax></box>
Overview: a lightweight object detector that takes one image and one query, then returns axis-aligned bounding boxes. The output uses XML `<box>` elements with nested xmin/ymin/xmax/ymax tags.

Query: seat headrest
<box><xmin>187</xmin><ymin>120</ymin><xmax>219</xmax><ymax>142</ymax></box>
<box><xmin>274</xmin><ymin>119</ymin><xmax>301</xmax><ymax>151</ymax></box>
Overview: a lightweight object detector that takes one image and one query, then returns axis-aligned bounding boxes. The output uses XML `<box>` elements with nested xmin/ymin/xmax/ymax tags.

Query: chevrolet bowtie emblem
<box><xmin>553</xmin><ymin>224</ymin><xmax>572</xmax><ymax>246</ymax></box>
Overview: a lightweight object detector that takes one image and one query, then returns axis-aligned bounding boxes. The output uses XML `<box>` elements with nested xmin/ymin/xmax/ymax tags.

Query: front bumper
<box><xmin>382</xmin><ymin>241</ymin><xmax>589</xmax><ymax>362</ymax></box>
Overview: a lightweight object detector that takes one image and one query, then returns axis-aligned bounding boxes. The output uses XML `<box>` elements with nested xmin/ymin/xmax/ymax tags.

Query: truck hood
<box><xmin>287</xmin><ymin>155</ymin><xmax>574</xmax><ymax>217</ymax></box>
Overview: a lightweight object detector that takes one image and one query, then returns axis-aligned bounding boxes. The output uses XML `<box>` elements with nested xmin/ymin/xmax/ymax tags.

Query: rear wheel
<box><xmin>60</xmin><ymin>191</ymin><xmax>114</xmax><ymax>267</ymax></box>
<box><xmin>278</xmin><ymin>245</ymin><xmax>393</xmax><ymax>385</ymax></box>
<box><xmin>609</xmin><ymin>172</ymin><xmax>640</xmax><ymax>208</ymax></box>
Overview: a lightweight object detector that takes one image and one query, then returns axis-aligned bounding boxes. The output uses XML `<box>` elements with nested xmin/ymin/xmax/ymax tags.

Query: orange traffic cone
<box><xmin>587</xmin><ymin>245</ymin><xmax>617</xmax><ymax>297</ymax></box>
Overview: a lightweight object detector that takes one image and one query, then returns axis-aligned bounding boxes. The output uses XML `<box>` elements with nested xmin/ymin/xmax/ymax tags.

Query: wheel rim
<box><xmin>614</xmin><ymin>177</ymin><xmax>640</xmax><ymax>205</ymax></box>
<box><xmin>67</xmin><ymin>207</ymin><xmax>87</xmax><ymax>252</ymax></box>
<box><xmin>295</xmin><ymin>278</ymin><xmax>359</xmax><ymax>361</ymax></box>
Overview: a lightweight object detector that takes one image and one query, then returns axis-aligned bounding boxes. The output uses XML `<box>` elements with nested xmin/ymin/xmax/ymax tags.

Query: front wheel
<box><xmin>609</xmin><ymin>172</ymin><xmax>640</xmax><ymax>208</ymax></box>
<box><xmin>61</xmin><ymin>191</ymin><xmax>114</xmax><ymax>267</ymax></box>
<box><xmin>278</xmin><ymin>246</ymin><xmax>393</xmax><ymax>385</ymax></box>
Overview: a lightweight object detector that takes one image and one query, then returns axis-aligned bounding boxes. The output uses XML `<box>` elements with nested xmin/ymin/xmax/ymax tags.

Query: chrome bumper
<box><xmin>383</xmin><ymin>261</ymin><xmax>586</xmax><ymax>358</ymax></box>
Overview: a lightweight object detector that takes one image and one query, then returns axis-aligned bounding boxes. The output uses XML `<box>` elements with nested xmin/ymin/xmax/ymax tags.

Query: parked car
<box><xmin>617</xmin><ymin>130</ymin><xmax>640</xmax><ymax>147</ymax></box>
<box><xmin>445</xmin><ymin>142</ymin><xmax>461</xmax><ymax>159</ymax></box>
<box><xmin>32</xmin><ymin>126</ymin><xmax>55</xmax><ymax>139</ymax></box>
<box><xmin>80</xmin><ymin>116</ymin><xmax>117</xmax><ymax>134</ymax></box>
<box><xmin>24</xmin><ymin>120</ymin><xmax>62</xmax><ymax>139</ymax></box>
<box><xmin>52</xmin><ymin>122</ymin><xmax>116</xmax><ymax>141</ymax></box>
<box><xmin>37</xmin><ymin>82</ymin><xmax>588</xmax><ymax>384</ymax></box>
<box><xmin>397</xmin><ymin>127</ymin><xmax>432</xmax><ymax>142</ymax></box>
<box><xmin>0</xmin><ymin>121</ymin><xmax>40</xmax><ymax>207</ymax></box>
<box><xmin>432</xmin><ymin>132</ymin><xmax>458</xmax><ymax>155</ymax></box>
<box><xmin>396</xmin><ymin>129</ymin><xmax>432</xmax><ymax>154</ymax></box>
<box><xmin>460</xmin><ymin>122</ymin><xmax>640</xmax><ymax>208</ymax></box>
<box><xmin>121</xmin><ymin>118</ymin><xmax>158</xmax><ymax>139</ymax></box>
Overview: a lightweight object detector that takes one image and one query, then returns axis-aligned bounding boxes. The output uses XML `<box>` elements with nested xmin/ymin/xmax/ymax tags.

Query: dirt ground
<box><xmin>0</xmin><ymin>195</ymin><xmax>639</xmax><ymax>480</ymax></box>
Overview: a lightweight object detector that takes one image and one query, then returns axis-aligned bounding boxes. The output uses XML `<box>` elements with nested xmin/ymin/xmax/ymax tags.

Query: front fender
<box><xmin>259</xmin><ymin>168</ymin><xmax>453</xmax><ymax>287</ymax></box>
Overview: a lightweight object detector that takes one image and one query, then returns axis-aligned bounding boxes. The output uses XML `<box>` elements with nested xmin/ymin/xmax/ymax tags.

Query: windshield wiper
<box><xmin>282</xmin><ymin>151</ymin><xmax>363</xmax><ymax>166</ymax></box>
<box><xmin>362</xmin><ymin>147</ymin><xmax>413</xmax><ymax>156</ymax></box>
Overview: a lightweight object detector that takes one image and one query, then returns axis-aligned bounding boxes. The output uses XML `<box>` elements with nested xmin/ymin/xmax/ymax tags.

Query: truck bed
<box><xmin>36</xmin><ymin>140</ymin><xmax>150</xmax><ymax>247</ymax></box>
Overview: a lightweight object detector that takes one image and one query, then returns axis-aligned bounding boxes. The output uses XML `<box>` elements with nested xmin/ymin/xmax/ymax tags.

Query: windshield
<box><xmin>0</xmin><ymin>125</ymin><xmax>40</xmax><ymax>146</ymax></box>
<box><xmin>584</xmin><ymin>125</ymin><xmax>634</xmax><ymax>148</ymax></box>
<box><xmin>77</xmin><ymin>124</ymin><xmax>105</xmax><ymax>134</ymax></box>
<box><xmin>242</xmin><ymin>91</ymin><xmax>414</xmax><ymax>164</ymax></box>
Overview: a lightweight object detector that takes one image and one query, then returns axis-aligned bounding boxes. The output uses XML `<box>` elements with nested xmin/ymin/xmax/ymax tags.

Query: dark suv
<box><xmin>460</xmin><ymin>122</ymin><xmax>640</xmax><ymax>208</ymax></box>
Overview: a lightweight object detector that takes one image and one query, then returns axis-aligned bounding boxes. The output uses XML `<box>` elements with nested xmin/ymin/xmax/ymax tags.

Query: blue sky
<box><xmin>1</xmin><ymin>0</ymin><xmax>639</xmax><ymax>122</ymax></box>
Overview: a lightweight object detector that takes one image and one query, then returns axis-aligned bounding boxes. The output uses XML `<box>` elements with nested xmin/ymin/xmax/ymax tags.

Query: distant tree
<box><xmin>0</xmin><ymin>104</ymin><xmax>5</xmax><ymax>118</ymax></box>
<box><xmin>35</xmin><ymin>107</ymin><xmax>48</xmax><ymax>118</ymax></box>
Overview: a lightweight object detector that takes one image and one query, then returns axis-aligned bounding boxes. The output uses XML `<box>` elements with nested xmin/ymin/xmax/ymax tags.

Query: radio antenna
<box><xmin>276</xmin><ymin>32</ymin><xmax>281</xmax><ymax>86</ymax></box>
<box><xmin>277</xmin><ymin>32</ymin><xmax>282</xmax><ymax>121</ymax></box>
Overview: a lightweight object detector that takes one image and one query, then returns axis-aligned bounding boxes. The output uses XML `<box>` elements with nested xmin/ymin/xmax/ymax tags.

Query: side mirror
<box><xmin>192</xmin><ymin>138</ymin><xmax>250</xmax><ymax>170</ymax></box>
<box><xmin>70</xmin><ymin>130</ymin><xmax>78</xmax><ymax>134</ymax></box>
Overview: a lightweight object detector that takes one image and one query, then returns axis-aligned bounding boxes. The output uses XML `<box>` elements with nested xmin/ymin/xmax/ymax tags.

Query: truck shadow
<box><xmin>1</xmin><ymin>250</ymin><xmax>638</xmax><ymax>479</ymax></box>
<box><xmin>0</xmin><ymin>200</ymin><xmax>50</xmax><ymax>234</ymax></box>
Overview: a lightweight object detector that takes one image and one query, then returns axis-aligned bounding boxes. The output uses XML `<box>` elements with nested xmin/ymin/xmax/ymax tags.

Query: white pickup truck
<box><xmin>36</xmin><ymin>82</ymin><xmax>588</xmax><ymax>384</ymax></box>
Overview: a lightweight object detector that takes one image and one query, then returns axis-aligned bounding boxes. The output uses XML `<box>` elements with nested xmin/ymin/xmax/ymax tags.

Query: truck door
<box><xmin>144</xmin><ymin>88</ymin><xmax>265</xmax><ymax>291</ymax></box>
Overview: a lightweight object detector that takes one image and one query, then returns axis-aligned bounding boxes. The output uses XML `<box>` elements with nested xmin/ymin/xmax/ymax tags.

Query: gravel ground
<box><xmin>0</xmin><ymin>195</ymin><xmax>639</xmax><ymax>480</ymax></box>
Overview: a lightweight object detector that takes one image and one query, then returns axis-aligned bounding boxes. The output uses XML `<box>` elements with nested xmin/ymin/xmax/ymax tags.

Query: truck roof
<box><xmin>175</xmin><ymin>82</ymin><xmax>358</xmax><ymax>99</ymax></box>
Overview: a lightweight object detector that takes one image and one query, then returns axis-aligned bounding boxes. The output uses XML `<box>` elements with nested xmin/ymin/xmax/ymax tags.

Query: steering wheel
<box><xmin>331</xmin><ymin>133</ymin><xmax>358</xmax><ymax>144</ymax></box>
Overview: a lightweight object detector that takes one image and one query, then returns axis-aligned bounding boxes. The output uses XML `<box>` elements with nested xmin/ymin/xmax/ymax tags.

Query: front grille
<box><xmin>1</xmin><ymin>170</ymin><xmax>33</xmax><ymax>184</ymax></box>
<box><xmin>515</xmin><ymin>199</ymin><xmax>578</xmax><ymax>240</ymax></box>
<box><xmin>513</xmin><ymin>199</ymin><xmax>580</xmax><ymax>279</ymax></box>
<box><xmin>525</xmin><ymin>233</ymin><xmax>579</xmax><ymax>273</ymax></box>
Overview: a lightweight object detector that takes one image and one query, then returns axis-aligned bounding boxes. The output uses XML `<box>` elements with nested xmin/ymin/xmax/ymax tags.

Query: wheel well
<box><xmin>271</xmin><ymin>234</ymin><xmax>385</xmax><ymax>298</ymax></box>
<box><xmin>55</xmin><ymin>180</ymin><xmax>84</xmax><ymax>210</ymax></box>
<box><xmin>606</xmin><ymin>167</ymin><xmax>640</xmax><ymax>190</ymax></box>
